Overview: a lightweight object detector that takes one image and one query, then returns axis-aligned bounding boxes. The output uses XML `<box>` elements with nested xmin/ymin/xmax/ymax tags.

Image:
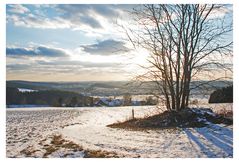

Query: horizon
<box><xmin>6</xmin><ymin>79</ymin><xmax>131</xmax><ymax>83</ymax></box>
<box><xmin>6</xmin><ymin>79</ymin><xmax>233</xmax><ymax>83</ymax></box>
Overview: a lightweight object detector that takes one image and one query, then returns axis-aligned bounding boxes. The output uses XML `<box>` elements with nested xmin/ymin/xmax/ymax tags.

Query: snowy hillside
<box><xmin>6</xmin><ymin>105</ymin><xmax>232</xmax><ymax>158</ymax></box>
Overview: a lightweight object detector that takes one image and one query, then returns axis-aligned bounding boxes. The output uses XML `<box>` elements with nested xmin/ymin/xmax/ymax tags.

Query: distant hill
<box><xmin>6</xmin><ymin>80</ymin><xmax>156</xmax><ymax>96</ymax></box>
<box><xmin>6</xmin><ymin>87</ymin><xmax>93</xmax><ymax>107</ymax></box>
<box><xmin>6</xmin><ymin>80</ymin><xmax>232</xmax><ymax>96</ymax></box>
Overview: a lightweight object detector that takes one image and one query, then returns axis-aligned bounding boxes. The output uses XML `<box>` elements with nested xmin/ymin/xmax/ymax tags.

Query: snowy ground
<box><xmin>6</xmin><ymin>105</ymin><xmax>233</xmax><ymax>158</ymax></box>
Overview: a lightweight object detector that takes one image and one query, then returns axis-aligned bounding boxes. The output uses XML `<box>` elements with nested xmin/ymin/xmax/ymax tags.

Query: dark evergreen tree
<box><xmin>209</xmin><ymin>86</ymin><xmax>233</xmax><ymax>103</ymax></box>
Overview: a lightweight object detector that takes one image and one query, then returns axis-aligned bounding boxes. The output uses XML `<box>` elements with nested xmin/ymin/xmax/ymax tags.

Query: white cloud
<box><xmin>8</xmin><ymin>4</ymin><xmax>30</xmax><ymax>14</ymax></box>
<box><xmin>204</xmin><ymin>4</ymin><xmax>233</xmax><ymax>19</ymax></box>
<box><xmin>6</xmin><ymin>4</ymin><xmax>135</xmax><ymax>38</ymax></box>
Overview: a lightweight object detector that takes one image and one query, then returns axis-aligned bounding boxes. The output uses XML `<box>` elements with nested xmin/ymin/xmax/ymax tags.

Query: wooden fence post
<box><xmin>132</xmin><ymin>109</ymin><xmax>134</xmax><ymax>119</ymax></box>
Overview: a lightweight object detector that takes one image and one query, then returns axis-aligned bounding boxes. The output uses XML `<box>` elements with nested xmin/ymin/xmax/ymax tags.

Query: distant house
<box><xmin>94</xmin><ymin>97</ymin><xmax>145</xmax><ymax>107</ymax></box>
<box><xmin>94</xmin><ymin>98</ymin><xmax>123</xmax><ymax>107</ymax></box>
<box><xmin>95</xmin><ymin>99</ymin><xmax>109</xmax><ymax>107</ymax></box>
<box><xmin>132</xmin><ymin>100</ymin><xmax>141</xmax><ymax>106</ymax></box>
<box><xmin>108</xmin><ymin>99</ymin><xmax>123</xmax><ymax>106</ymax></box>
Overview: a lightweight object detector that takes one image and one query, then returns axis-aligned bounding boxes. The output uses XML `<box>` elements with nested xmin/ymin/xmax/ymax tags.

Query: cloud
<box><xmin>6</xmin><ymin>4</ymin><xmax>141</xmax><ymax>39</ymax></box>
<box><xmin>7</xmin><ymin>4</ymin><xmax>232</xmax><ymax>35</ymax></box>
<box><xmin>8</xmin><ymin>4</ymin><xmax>30</xmax><ymax>14</ymax></box>
<box><xmin>7</xmin><ymin>14</ymin><xmax>71</xmax><ymax>29</ymax></box>
<box><xmin>78</xmin><ymin>15</ymin><xmax>102</xmax><ymax>28</ymax></box>
<box><xmin>57</xmin><ymin>5</ymin><xmax>104</xmax><ymax>29</ymax></box>
<box><xmin>207</xmin><ymin>4</ymin><xmax>233</xmax><ymax>19</ymax></box>
<box><xmin>6</xmin><ymin>59</ymin><xmax>126</xmax><ymax>80</ymax></box>
<box><xmin>6</xmin><ymin>4</ymin><xmax>134</xmax><ymax>33</ymax></box>
<box><xmin>6</xmin><ymin>47</ymin><xmax>33</xmax><ymax>56</ymax></box>
<box><xmin>7</xmin><ymin>64</ymin><xmax>31</xmax><ymax>71</ymax></box>
<box><xmin>36</xmin><ymin>59</ymin><xmax>124</xmax><ymax>69</ymax></box>
<box><xmin>6</xmin><ymin>46</ymin><xmax>68</xmax><ymax>57</ymax></box>
<box><xmin>81</xmin><ymin>39</ymin><xmax>130</xmax><ymax>55</ymax></box>
<box><xmin>54</xmin><ymin>4</ymin><xmax>124</xmax><ymax>29</ymax></box>
<box><xmin>6</xmin><ymin>43</ymin><xmax>132</xmax><ymax>81</ymax></box>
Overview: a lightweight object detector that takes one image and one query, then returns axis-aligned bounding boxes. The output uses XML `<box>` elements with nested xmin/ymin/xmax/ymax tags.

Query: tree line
<box><xmin>6</xmin><ymin>87</ymin><xmax>158</xmax><ymax>107</ymax></box>
<box><xmin>6</xmin><ymin>87</ymin><xmax>94</xmax><ymax>107</ymax></box>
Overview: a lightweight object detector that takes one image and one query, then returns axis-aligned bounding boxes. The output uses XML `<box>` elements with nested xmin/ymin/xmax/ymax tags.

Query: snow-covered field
<box><xmin>6</xmin><ymin>105</ymin><xmax>233</xmax><ymax>158</ymax></box>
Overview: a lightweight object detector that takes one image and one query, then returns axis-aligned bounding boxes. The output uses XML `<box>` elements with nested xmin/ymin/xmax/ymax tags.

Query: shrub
<box><xmin>209</xmin><ymin>86</ymin><xmax>233</xmax><ymax>103</ymax></box>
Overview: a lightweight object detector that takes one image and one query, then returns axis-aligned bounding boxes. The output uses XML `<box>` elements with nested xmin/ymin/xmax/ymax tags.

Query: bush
<box><xmin>145</xmin><ymin>96</ymin><xmax>157</xmax><ymax>105</ymax></box>
<box><xmin>123</xmin><ymin>94</ymin><xmax>132</xmax><ymax>106</ymax></box>
<box><xmin>209</xmin><ymin>85</ymin><xmax>233</xmax><ymax>103</ymax></box>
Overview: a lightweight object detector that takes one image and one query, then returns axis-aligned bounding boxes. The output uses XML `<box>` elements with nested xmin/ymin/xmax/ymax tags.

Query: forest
<box><xmin>6</xmin><ymin>87</ymin><xmax>94</xmax><ymax>107</ymax></box>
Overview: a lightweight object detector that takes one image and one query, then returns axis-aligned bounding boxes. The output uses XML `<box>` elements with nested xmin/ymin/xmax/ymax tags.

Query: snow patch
<box><xmin>18</xmin><ymin>88</ymin><xmax>38</xmax><ymax>92</ymax></box>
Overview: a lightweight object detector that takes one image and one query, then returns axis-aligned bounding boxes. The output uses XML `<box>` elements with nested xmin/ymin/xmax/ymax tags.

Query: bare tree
<box><xmin>124</xmin><ymin>4</ymin><xmax>232</xmax><ymax>111</ymax></box>
<box><xmin>123</xmin><ymin>93</ymin><xmax>132</xmax><ymax>106</ymax></box>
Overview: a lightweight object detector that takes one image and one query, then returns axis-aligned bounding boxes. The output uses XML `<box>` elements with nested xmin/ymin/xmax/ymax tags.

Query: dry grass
<box><xmin>41</xmin><ymin>134</ymin><xmax>121</xmax><ymax>158</ymax></box>
<box><xmin>62</xmin><ymin>141</ymin><xmax>81</xmax><ymax>151</ymax></box>
<box><xmin>20</xmin><ymin>146</ymin><xmax>39</xmax><ymax>157</ymax></box>
<box><xmin>42</xmin><ymin>134</ymin><xmax>84</xmax><ymax>157</ymax></box>
<box><xmin>216</xmin><ymin>109</ymin><xmax>233</xmax><ymax>119</ymax></box>
<box><xmin>108</xmin><ymin>108</ymin><xmax>233</xmax><ymax>130</ymax></box>
<box><xmin>84</xmin><ymin>150</ymin><xmax>121</xmax><ymax>158</ymax></box>
<box><xmin>43</xmin><ymin>145</ymin><xmax>58</xmax><ymax>158</ymax></box>
<box><xmin>50</xmin><ymin>135</ymin><xmax>64</xmax><ymax>145</ymax></box>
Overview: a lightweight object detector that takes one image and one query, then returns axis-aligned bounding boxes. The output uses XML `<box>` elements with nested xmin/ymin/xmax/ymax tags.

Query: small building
<box><xmin>94</xmin><ymin>98</ymin><xmax>123</xmax><ymax>107</ymax></box>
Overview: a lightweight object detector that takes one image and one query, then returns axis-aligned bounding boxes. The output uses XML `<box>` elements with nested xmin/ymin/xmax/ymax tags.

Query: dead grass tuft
<box><xmin>20</xmin><ymin>146</ymin><xmax>38</xmax><ymax>157</ymax></box>
<box><xmin>84</xmin><ymin>150</ymin><xmax>121</xmax><ymax>158</ymax></box>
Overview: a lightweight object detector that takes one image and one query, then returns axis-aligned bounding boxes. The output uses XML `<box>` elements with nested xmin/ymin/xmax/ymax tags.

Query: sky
<box><xmin>6</xmin><ymin>4</ymin><xmax>233</xmax><ymax>82</ymax></box>
<box><xmin>6</xmin><ymin>4</ymin><xmax>149</xmax><ymax>81</ymax></box>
